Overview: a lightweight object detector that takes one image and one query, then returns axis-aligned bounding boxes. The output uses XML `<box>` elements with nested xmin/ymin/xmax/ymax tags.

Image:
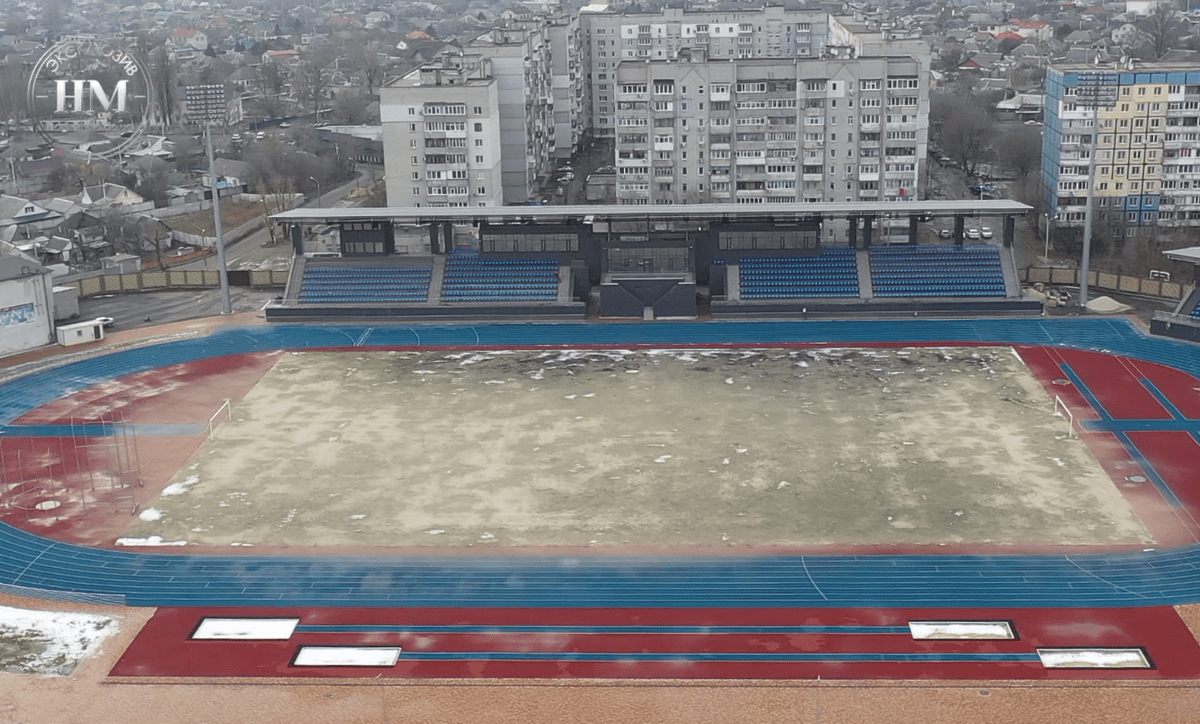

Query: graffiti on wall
<box><xmin>0</xmin><ymin>303</ymin><xmax>36</xmax><ymax>327</ymax></box>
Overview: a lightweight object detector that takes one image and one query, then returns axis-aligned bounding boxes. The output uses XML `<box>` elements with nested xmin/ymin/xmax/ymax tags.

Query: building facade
<box><xmin>609</xmin><ymin>52</ymin><xmax>927</xmax><ymax>214</ymax></box>
<box><xmin>381</xmin><ymin>3</ymin><xmax>930</xmax><ymax>219</ymax></box>
<box><xmin>1043</xmin><ymin>63</ymin><xmax>1200</xmax><ymax>243</ymax></box>
<box><xmin>380</xmin><ymin>54</ymin><xmax>505</xmax><ymax>208</ymax></box>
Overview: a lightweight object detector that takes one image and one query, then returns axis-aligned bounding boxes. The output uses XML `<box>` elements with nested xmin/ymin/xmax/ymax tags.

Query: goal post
<box><xmin>208</xmin><ymin>399</ymin><xmax>232</xmax><ymax>439</ymax></box>
<box><xmin>1053</xmin><ymin>395</ymin><xmax>1076</xmax><ymax>438</ymax></box>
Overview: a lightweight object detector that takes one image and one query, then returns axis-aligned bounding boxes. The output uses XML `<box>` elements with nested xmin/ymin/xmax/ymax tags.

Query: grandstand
<box><xmin>1151</xmin><ymin>245</ymin><xmax>1200</xmax><ymax>342</ymax></box>
<box><xmin>269</xmin><ymin>201</ymin><xmax>1041</xmax><ymax>321</ymax></box>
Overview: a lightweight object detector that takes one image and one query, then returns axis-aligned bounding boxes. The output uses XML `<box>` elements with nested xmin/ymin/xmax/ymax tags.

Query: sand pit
<box><xmin>122</xmin><ymin>346</ymin><xmax>1150</xmax><ymax>548</ymax></box>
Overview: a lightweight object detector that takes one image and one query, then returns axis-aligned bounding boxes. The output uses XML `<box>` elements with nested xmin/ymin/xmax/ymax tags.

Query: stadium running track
<box><xmin>3</xmin><ymin>318</ymin><xmax>1200</xmax><ymax>680</ymax></box>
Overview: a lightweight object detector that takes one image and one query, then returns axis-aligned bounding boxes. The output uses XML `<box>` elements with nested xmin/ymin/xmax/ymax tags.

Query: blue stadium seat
<box><xmin>440</xmin><ymin>252</ymin><xmax>561</xmax><ymax>303</ymax></box>
<box><xmin>868</xmin><ymin>244</ymin><xmax>1007</xmax><ymax>298</ymax></box>
<box><xmin>737</xmin><ymin>247</ymin><xmax>859</xmax><ymax>299</ymax></box>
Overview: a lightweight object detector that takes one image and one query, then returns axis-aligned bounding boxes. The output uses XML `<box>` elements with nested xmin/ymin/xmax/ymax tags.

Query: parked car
<box><xmin>980</xmin><ymin>226</ymin><xmax>993</xmax><ymax>239</ymax></box>
<box><xmin>938</xmin><ymin>228</ymin><xmax>953</xmax><ymax>239</ymax></box>
<box><xmin>94</xmin><ymin>316</ymin><xmax>115</xmax><ymax>328</ymax></box>
<box><xmin>970</xmin><ymin>184</ymin><xmax>995</xmax><ymax>195</ymax></box>
<box><xmin>966</xmin><ymin>228</ymin><xmax>981</xmax><ymax>240</ymax></box>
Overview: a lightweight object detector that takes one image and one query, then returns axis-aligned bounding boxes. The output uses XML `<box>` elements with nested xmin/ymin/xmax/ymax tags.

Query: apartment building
<box><xmin>381</xmin><ymin>2</ymin><xmax>930</xmax><ymax>218</ymax></box>
<box><xmin>610</xmin><ymin>52</ymin><xmax>926</xmax><ymax>214</ymax></box>
<box><xmin>579</xmin><ymin>5</ymin><xmax>832</xmax><ymax>138</ymax></box>
<box><xmin>1044</xmin><ymin>62</ymin><xmax>1200</xmax><ymax>241</ymax></box>
<box><xmin>380</xmin><ymin>55</ymin><xmax>505</xmax><ymax>208</ymax></box>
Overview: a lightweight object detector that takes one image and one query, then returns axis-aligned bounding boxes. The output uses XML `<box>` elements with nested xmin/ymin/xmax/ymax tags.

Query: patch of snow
<box><xmin>162</xmin><ymin>475</ymin><xmax>199</xmax><ymax>499</ymax></box>
<box><xmin>349</xmin><ymin>514</ymin><xmax>367</xmax><ymax>520</ymax></box>
<box><xmin>115</xmin><ymin>536</ymin><xmax>187</xmax><ymax>546</ymax></box>
<box><xmin>0</xmin><ymin>604</ymin><xmax>116</xmax><ymax>675</ymax></box>
<box><xmin>138</xmin><ymin>508</ymin><xmax>163</xmax><ymax>522</ymax></box>
<box><xmin>654</xmin><ymin>455</ymin><xmax>672</xmax><ymax>463</ymax></box>
<box><xmin>427</xmin><ymin>529</ymin><xmax>446</xmax><ymax>535</ymax></box>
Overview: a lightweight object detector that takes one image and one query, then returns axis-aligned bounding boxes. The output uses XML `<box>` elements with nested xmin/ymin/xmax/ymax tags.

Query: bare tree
<box><xmin>254</xmin><ymin>61</ymin><xmax>289</xmax><ymax>119</ymax></box>
<box><xmin>254</xmin><ymin>175</ymin><xmax>297</xmax><ymax>245</ymax></box>
<box><xmin>294</xmin><ymin>53</ymin><xmax>332</xmax><ymax>119</ymax></box>
<box><xmin>346</xmin><ymin>40</ymin><xmax>386</xmax><ymax>96</ymax></box>
<box><xmin>0</xmin><ymin>63</ymin><xmax>28</xmax><ymax>123</ymax></box>
<box><xmin>942</xmin><ymin>105</ymin><xmax>995</xmax><ymax>178</ymax></box>
<box><xmin>1003</xmin><ymin>126</ymin><xmax>1043</xmax><ymax>182</ymax></box>
<box><xmin>1140</xmin><ymin>0</ymin><xmax>1182</xmax><ymax>60</ymax></box>
<box><xmin>150</xmin><ymin>44</ymin><xmax>177</xmax><ymax>127</ymax></box>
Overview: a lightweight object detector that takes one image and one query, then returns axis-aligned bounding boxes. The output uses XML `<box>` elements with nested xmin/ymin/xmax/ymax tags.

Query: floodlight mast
<box><xmin>1075</xmin><ymin>71</ymin><xmax>1118</xmax><ymax>308</ymax></box>
<box><xmin>204</xmin><ymin>122</ymin><xmax>232</xmax><ymax>315</ymax></box>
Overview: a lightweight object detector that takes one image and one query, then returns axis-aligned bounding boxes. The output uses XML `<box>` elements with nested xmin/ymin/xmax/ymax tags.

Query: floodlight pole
<box><xmin>1078</xmin><ymin>101</ymin><xmax>1100</xmax><ymax>307</ymax></box>
<box><xmin>1075</xmin><ymin>71</ymin><xmax>1116</xmax><ymax>308</ymax></box>
<box><xmin>204</xmin><ymin>123</ymin><xmax>232</xmax><ymax>315</ymax></box>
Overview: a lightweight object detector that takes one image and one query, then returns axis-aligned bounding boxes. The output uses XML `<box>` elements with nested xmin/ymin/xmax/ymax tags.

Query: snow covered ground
<box><xmin>0</xmin><ymin>605</ymin><xmax>116</xmax><ymax>675</ymax></box>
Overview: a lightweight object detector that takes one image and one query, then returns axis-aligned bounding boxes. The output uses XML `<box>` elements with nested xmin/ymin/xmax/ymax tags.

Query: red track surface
<box><xmin>1051</xmin><ymin>349</ymin><xmax>1173</xmax><ymax>419</ymax></box>
<box><xmin>109</xmin><ymin>605</ymin><xmax>1200</xmax><ymax>680</ymax></box>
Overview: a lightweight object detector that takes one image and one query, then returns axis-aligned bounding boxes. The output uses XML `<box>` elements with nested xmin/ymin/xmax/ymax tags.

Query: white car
<box><xmin>980</xmin><ymin>226</ymin><xmax>993</xmax><ymax>239</ymax></box>
<box><xmin>966</xmin><ymin>228</ymin><xmax>981</xmax><ymax>240</ymax></box>
<box><xmin>94</xmin><ymin>316</ymin><xmax>115</xmax><ymax>328</ymax></box>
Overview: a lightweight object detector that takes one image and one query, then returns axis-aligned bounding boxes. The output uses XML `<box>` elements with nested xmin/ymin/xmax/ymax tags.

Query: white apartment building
<box><xmin>579</xmin><ymin>5</ymin><xmax>833</xmax><ymax>138</ymax></box>
<box><xmin>610</xmin><ymin>53</ymin><xmax>927</xmax><ymax>213</ymax></box>
<box><xmin>380</xmin><ymin>55</ymin><xmax>505</xmax><ymax>208</ymax></box>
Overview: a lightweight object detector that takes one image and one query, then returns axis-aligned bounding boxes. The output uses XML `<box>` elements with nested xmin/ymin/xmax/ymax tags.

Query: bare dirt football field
<box><xmin>122</xmin><ymin>346</ymin><xmax>1150</xmax><ymax>549</ymax></box>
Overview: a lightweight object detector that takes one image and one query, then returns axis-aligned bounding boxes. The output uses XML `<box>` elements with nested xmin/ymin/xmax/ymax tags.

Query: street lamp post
<box><xmin>310</xmin><ymin>176</ymin><xmax>320</xmax><ymax>207</ymax></box>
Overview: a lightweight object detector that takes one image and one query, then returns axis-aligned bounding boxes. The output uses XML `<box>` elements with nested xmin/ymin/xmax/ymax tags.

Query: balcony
<box><xmin>653</xmin><ymin>141</ymin><xmax>674</xmax><ymax>151</ymax></box>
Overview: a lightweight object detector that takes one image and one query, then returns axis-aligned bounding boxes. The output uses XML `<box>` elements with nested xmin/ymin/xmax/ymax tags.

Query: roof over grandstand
<box><xmin>1163</xmin><ymin>246</ymin><xmax>1200</xmax><ymax>264</ymax></box>
<box><xmin>272</xmin><ymin>200</ymin><xmax>1033</xmax><ymax>225</ymax></box>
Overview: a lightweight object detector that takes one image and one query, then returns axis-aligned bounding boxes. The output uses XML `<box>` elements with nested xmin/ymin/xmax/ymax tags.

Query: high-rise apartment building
<box><xmin>1043</xmin><ymin>63</ymin><xmax>1200</xmax><ymax>243</ymax></box>
<box><xmin>382</xmin><ymin>2</ymin><xmax>930</xmax><ymax>218</ymax></box>
<box><xmin>380</xmin><ymin>55</ymin><xmax>506</xmax><ymax>208</ymax></box>
<box><xmin>578</xmin><ymin>5</ymin><xmax>832</xmax><ymax>137</ymax></box>
<box><xmin>608</xmin><ymin>53</ymin><xmax>925</xmax><ymax>210</ymax></box>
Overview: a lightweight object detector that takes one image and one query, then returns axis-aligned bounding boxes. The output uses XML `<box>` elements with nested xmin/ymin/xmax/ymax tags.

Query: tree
<box><xmin>941</xmin><ymin>105</ymin><xmax>995</xmax><ymax>178</ymax></box>
<box><xmin>251</xmin><ymin>58</ymin><xmax>292</xmax><ymax>119</ymax></box>
<box><xmin>254</xmin><ymin>175</ymin><xmax>297</xmax><ymax>245</ymax></box>
<box><xmin>1140</xmin><ymin>0</ymin><xmax>1183</xmax><ymax>59</ymax></box>
<box><xmin>346</xmin><ymin>40</ymin><xmax>386</xmax><ymax>95</ymax></box>
<box><xmin>149</xmin><ymin>44</ymin><xmax>177</xmax><ymax>128</ymax></box>
<box><xmin>1003</xmin><ymin>126</ymin><xmax>1043</xmax><ymax>182</ymax></box>
<box><xmin>331</xmin><ymin>92</ymin><xmax>372</xmax><ymax>124</ymax></box>
<box><xmin>1055</xmin><ymin>23</ymin><xmax>1073</xmax><ymax>41</ymax></box>
<box><xmin>293</xmin><ymin>54</ymin><xmax>331</xmax><ymax>119</ymax></box>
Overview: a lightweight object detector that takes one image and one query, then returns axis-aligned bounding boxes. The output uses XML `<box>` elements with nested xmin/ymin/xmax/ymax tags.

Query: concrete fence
<box><xmin>1022</xmin><ymin>266</ymin><xmax>1185</xmax><ymax>300</ymax></box>
<box><xmin>64</xmin><ymin>269</ymin><xmax>290</xmax><ymax>298</ymax></box>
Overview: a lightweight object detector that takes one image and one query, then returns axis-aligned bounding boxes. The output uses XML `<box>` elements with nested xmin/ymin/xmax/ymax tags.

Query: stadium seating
<box><xmin>440</xmin><ymin>250</ymin><xmax>560</xmax><ymax>302</ymax></box>
<box><xmin>298</xmin><ymin>265</ymin><xmax>432</xmax><ymax>304</ymax></box>
<box><xmin>869</xmin><ymin>244</ymin><xmax>1006</xmax><ymax>298</ymax></box>
<box><xmin>738</xmin><ymin>247</ymin><xmax>860</xmax><ymax>299</ymax></box>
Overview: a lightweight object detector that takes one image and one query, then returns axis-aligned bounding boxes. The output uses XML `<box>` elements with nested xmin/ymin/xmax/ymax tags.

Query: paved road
<box><xmin>77</xmin><ymin>289</ymin><xmax>280</xmax><ymax>332</ymax></box>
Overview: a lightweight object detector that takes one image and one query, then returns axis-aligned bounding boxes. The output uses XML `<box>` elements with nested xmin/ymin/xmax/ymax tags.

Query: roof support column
<box><xmin>1003</xmin><ymin>215</ymin><xmax>1015</xmax><ymax>248</ymax></box>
